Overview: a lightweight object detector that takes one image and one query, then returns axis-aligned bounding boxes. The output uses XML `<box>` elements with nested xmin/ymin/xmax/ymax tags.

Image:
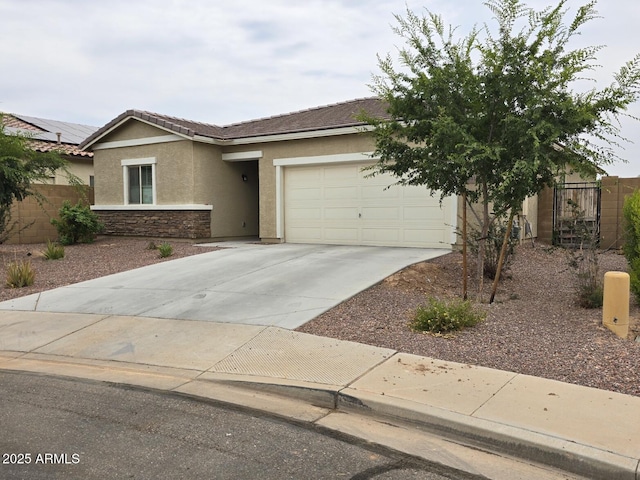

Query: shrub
<box><xmin>157</xmin><ymin>242</ymin><xmax>173</xmax><ymax>258</ymax></box>
<box><xmin>6</xmin><ymin>260</ymin><xmax>35</xmax><ymax>288</ymax></box>
<box><xmin>42</xmin><ymin>240</ymin><xmax>65</xmax><ymax>260</ymax></box>
<box><xmin>411</xmin><ymin>297</ymin><xmax>486</xmax><ymax>334</ymax></box>
<box><xmin>577</xmin><ymin>283</ymin><xmax>603</xmax><ymax>309</ymax></box>
<box><xmin>51</xmin><ymin>200</ymin><xmax>104</xmax><ymax>245</ymax></box>
<box><xmin>623</xmin><ymin>190</ymin><xmax>640</xmax><ymax>303</ymax></box>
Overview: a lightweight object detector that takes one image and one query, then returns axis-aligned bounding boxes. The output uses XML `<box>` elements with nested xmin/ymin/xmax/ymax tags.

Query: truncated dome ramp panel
<box><xmin>209</xmin><ymin>327</ymin><xmax>394</xmax><ymax>385</ymax></box>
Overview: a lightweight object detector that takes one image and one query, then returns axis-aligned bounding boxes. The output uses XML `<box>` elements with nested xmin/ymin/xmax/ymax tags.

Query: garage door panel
<box><xmin>403</xmin><ymin>205</ymin><xmax>446</xmax><ymax>221</ymax></box>
<box><xmin>288</xmin><ymin>207</ymin><xmax>322</xmax><ymax>220</ymax></box>
<box><xmin>361</xmin><ymin>206</ymin><xmax>401</xmax><ymax>221</ymax></box>
<box><xmin>324</xmin><ymin>228</ymin><xmax>359</xmax><ymax>241</ymax></box>
<box><xmin>288</xmin><ymin>187</ymin><xmax>322</xmax><ymax>201</ymax></box>
<box><xmin>287</xmin><ymin>169</ymin><xmax>322</xmax><ymax>184</ymax></box>
<box><xmin>324</xmin><ymin>186</ymin><xmax>359</xmax><ymax>200</ymax></box>
<box><xmin>362</xmin><ymin>228</ymin><xmax>400</xmax><ymax>243</ymax></box>
<box><xmin>325</xmin><ymin>165</ymin><xmax>360</xmax><ymax>181</ymax></box>
<box><xmin>325</xmin><ymin>207</ymin><xmax>359</xmax><ymax>219</ymax></box>
<box><xmin>284</xmin><ymin>163</ymin><xmax>454</xmax><ymax>248</ymax></box>
<box><xmin>361</xmin><ymin>185</ymin><xmax>400</xmax><ymax>199</ymax></box>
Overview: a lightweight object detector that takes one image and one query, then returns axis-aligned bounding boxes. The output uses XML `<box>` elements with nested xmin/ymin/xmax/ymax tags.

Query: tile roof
<box><xmin>222</xmin><ymin>97</ymin><xmax>389</xmax><ymax>139</ymax></box>
<box><xmin>1</xmin><ymin>113</ymin><xmax>97</xmax><ymax>158</ymax></box>
<box><xmin>80</xmin><ymin>97</ymin><xmax>389</xmax><ymax>149</ymax></box>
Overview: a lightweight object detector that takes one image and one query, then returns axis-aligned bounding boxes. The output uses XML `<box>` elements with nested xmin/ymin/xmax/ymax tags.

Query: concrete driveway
<box><xmin>0</xmin><ymin>243</ymin><xmax>448</xmax><ymax>329</ymax></box>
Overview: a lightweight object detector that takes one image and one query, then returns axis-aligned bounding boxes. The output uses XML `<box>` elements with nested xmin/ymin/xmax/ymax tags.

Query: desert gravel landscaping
<box><xmin>1</xmin><ymin>237</ymin><xmax>639</xmax><ymax>397</ymax></box>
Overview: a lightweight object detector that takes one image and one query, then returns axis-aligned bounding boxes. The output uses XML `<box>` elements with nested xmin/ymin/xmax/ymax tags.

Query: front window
<box><xmin>128</xmin><ymin>165</ymin><xmax>153</xmax><ymax>204</ymax></box>
<box><xmin>121</xmin><ymin>157</ymin><xmax>156</xmax><ymax>205</ymax></box>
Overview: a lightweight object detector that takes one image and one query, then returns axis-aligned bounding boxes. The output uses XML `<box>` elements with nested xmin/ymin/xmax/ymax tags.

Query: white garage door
<box><xmin>283</xmin><ymin>163</ymin><xmax>455</xmax><ymax>248</ymax></box>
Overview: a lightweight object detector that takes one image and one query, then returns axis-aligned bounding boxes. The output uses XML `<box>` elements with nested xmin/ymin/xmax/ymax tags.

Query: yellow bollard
<box><xmin>602</xmin><ymin>271</ymin><xmax>630</xmax><ymax>339</ymax></box>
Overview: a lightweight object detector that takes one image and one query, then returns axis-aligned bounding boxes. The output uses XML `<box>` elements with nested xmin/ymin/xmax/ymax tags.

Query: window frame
<box><xmin>121</xmin><ymin>157</ymin><xmax>157</xmax><ymax>205</ymax></box>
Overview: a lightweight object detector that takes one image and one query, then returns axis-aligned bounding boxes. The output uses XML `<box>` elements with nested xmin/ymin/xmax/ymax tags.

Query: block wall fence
<box><xmin>5</xmin><ymin>185</ymin><xmax>94</xmax><ymax>244</ymax></box>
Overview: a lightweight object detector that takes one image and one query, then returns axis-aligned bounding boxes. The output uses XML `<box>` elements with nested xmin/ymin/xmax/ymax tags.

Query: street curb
<box><xmin>199</xmin><ymin>376</ymin><xmax>639</xmax><ymax>480</ymax></box>
<box><xmin>184</xmin><ymin>374</ymin><xmax>640</xmax><ymax>480</ymax></box>
<box><xmin>335</xmin><ymin>388</ymin><xmax>640</xmax><ymax>480</ymax></box>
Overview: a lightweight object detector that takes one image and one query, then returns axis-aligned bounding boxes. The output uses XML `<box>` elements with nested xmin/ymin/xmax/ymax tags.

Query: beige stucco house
<box><xmin>82</xmin><ymin>98</ymin><xmax>537</xmax><ymax>250</ymax></box>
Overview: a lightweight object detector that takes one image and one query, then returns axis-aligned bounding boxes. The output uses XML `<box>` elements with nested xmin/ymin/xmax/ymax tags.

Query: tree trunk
<box><xmin>489</xmin><ymin>210</ymin><xmax>516</xmax><ymax>304</ymax></box>
<box><xmin>462</xmin><ymin>192</ymin><xmax>468</xmax><ymax>300</ymax></box>
<box><xmin>476</xmin><ymin>181</ymin><xmax>490</xmax><ymax>302</ymax></box>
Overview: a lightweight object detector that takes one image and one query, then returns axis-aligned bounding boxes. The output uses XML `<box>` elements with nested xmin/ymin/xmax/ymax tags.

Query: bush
<box><xmin>157</xmin><ymin>242</ymin><xmax>173</xmax><ymax>258</ymax></box>
<box><xmin>42</xmin><ymin>240</ymin><xmax>65</xmax><ymax>260</ymax></box>
<box><xmin>5</xmin><ymin>260</ymin><xmax>35</xmax><ymax>288</ymax></box>
<box><xmin>623</xmin><ymin>190</ymin><xmax>640</xmax><ymax>303</ymax></box>
<box><xmin>577</xmin><ymin>283</ymin><xmax>603</xmax><ymax>309</ymax></box>
<box><xmin>51</xmin><ymin>200</ymin><xmax>104</xmax><ymax>245</ymax></box>
<box><xmin>411</xmin><ymin>297</ymin><xmax>486</xmax><ymax>334</ymax></box>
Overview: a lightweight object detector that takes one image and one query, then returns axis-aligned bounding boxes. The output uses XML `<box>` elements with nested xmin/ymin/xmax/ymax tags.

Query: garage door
<box><xmin>283</xmin><ymin>163</ymin><xmax>455</xmax><ymax>248</ymax></box>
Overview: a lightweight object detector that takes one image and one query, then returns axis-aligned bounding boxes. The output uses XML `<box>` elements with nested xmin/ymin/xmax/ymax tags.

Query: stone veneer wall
<box><xmin>96</xmin><ymin>210</ymin><xmax>211</xmax><ymax>239</ymax></box>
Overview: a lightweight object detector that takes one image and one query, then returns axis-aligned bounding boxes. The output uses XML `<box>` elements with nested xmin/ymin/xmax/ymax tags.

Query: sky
<box><xmin>1</xmin><ymin>0</ymin><xmax>639</xmax><ymax>176</ymax></box>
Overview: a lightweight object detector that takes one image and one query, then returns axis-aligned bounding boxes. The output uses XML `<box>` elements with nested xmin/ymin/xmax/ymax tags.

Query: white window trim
<box><xmin>121</xmin><ymin>158</ymin><xmax>157</xmax><ymax>205</ymax></box>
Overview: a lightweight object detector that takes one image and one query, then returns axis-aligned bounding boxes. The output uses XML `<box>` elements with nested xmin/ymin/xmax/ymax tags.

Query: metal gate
<box><xmin>553</xmin><ymin>182</ymin><xmax>601</xmax><ymax>248</ymax></box>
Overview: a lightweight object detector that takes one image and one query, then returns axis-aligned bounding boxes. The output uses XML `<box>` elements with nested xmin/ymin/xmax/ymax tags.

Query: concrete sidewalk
<box><xmin>0</xmin><ymin>311</ymin><xmax>638</xmax><ymax>480</ymax></box>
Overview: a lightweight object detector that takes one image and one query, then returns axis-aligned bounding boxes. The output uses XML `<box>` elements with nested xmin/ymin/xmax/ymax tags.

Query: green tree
<box><xmin>362</xmin><ymin>0</ymin><xmax>640</xmax><ymax>302</ymax></box>
<box><xmin>0</xmin><ymin>119</ymin><xmax>68</xmax><ymax>242</ymax></box>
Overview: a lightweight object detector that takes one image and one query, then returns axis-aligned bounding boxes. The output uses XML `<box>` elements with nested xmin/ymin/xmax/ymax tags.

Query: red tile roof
<box><xmin>81</xmin><ymin>97</ymin><xmax>389</xmax><ymax>149</ymax></box>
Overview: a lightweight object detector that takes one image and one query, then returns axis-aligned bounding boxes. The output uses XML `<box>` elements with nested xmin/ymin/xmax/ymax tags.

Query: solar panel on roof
<box><xmin>13</xmin><ymin>114</ymin><xmax>98</xmax><ymax>144</ymax></box>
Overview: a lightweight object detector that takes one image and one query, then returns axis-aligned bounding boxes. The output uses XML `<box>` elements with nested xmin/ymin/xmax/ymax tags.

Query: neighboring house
<box><xmin>80</xmin><ymin>98</ymin><xmax>533</xmax><ymax>249</ymax></box>
<box><xmin>1</xmin><ymin>113</ymin><xmax>97</xmax><ymax>186</ymax></box>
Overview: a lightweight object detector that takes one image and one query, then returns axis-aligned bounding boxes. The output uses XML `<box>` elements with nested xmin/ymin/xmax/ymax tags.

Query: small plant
<box><xmin>411</xmin><ymin>297</ymin><xmax>486</xmax><ymax>334</ymax></box>
<box><xmin>146</xmin><ymin>241</ymin><xmax>157</xmax><ymax>250</ymax></box>
<box><xmin>577</xmin><ymin>283</ymin><xmax>604</xmax><ymax>309</ymax></box>
<box><xmin>42</xmin><ymin>240</ymin><xmax>65</xmax><ymax>260</ymax></box>
<box><xmin>5</xmin><ymin>260</ymin><xmax>35</xmax><ymax>288</ymax></box>
<box><xmin>51</xmin><ymin>200</ymin><xmax>104</xmax><ymax>245</ymax></box>
<box><xmin>157</xmin><ymin>242</ymin><xmax>173</xmax><ymax>258</ymax></box>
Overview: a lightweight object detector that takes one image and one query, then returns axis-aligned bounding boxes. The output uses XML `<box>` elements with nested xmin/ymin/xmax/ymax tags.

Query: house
<box><xmin>1</xmin><ymin>113</ymin><xmax>97</xmax><ymax>185</ymax></box>
<box><xmin>80</xmin><ymin>98</ymin><xmax>476</xmax><ymax>249</ymax></box>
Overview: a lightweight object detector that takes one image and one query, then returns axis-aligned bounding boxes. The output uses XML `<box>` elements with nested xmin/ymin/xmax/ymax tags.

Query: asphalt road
<box><xmin>0</xmin><ymin>371</ymin><xmax>486</xmax><ymax>480</ymax></box>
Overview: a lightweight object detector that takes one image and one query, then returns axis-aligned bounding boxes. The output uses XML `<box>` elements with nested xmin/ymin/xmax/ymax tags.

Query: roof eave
<box><xmin>80</xmin><ymin>113</ymin><xmax>195</xmax><ymax>151</ymax></box>
<box><xmin>224</xmin><ymin>124</ymin><xmax>373</xmax><ymax>146</ymax></box>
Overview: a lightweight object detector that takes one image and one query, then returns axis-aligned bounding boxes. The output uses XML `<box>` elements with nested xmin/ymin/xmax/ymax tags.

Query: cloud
<box><xmin>1</xmin><ymin>0</ymin><xmax>639</xmax><ymax>175</ymax></box>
